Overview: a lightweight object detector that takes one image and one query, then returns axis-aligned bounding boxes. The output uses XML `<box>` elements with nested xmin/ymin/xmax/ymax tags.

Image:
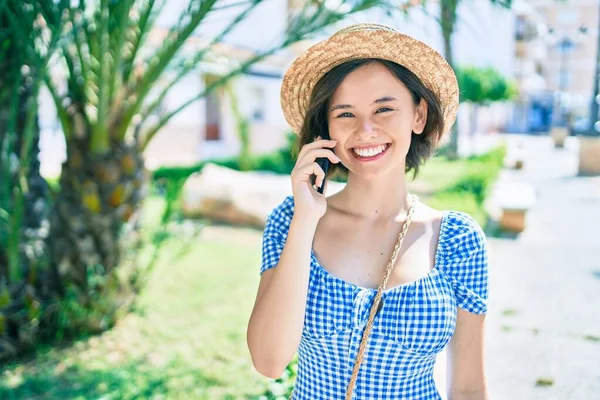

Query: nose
<box><xmin>357</xmin><ymin>120</ymin><xmax>378</xmax><ymax>141</ymax></box>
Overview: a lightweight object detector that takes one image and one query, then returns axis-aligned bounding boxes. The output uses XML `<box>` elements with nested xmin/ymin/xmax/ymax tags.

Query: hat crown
<box><xmin>281</xmin><ymin>22</ymin><xmax>459</xmax><ymax>140</ymax></box>
<box><xmin>334</xmin><ymin>23</ymin><xmax>398</xmax><ymax>36</ymax></box>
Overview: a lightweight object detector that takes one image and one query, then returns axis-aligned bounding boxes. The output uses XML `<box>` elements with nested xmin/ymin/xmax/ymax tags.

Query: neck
<box><xmin>333</xmin><ymin>165</ymin><xmax>412</xmax><ymax>221</ymax></box>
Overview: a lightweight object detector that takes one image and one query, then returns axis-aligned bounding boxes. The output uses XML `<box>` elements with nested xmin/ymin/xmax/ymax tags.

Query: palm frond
<box><xmin>90</xmin><ymin>0</ymin><xmax>111</xmax><ymax>153</ymax></box>
<box><xmin>117</xmin><ymin>0</ymin><xmax>223</xmax><ymax>138</ymax></box>
<box><xmin>71</xmin><ymin>8</ymin><xmax>91</xmax><ymax>104</ymax></box>
<box><xmin>45</xmin><ymin>74</ymin><xmax>72</xmax><ymax>139</ymax></box>
<box><xmin>121</xmin><ymin>0</ymin><xmax>165</xmax><ymax>85</ymax></box>
<box><xmin>490</xmin><ymin>0</ymin><xmax>513</xmax><ymax>8</ymax></box>
<box><xmin>108</xmin><ymin>0</ymin><xmax>135</xmax><ymax>105</ymax></box>
<box><xmin>140</xmin><ymin>49</ymin><xmax>268</xmax><ymax>148</ymax></box>
<box><xmin>137</xmin><ymin>0</ymin><xmax>262</xmax><ymax>126</ymax></box>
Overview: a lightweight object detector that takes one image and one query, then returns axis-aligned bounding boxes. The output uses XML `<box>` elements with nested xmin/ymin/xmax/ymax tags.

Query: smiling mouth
<box><xmin>351</xmin><ymin>143</ymin><xmax>391</xmax><ymax>161</ymax></box>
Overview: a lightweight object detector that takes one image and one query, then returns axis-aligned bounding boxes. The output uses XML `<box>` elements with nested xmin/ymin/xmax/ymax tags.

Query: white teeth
<box><xmin>353</xmin><ymin>144</ymin><xmax>387</xmax><ymax>158</ymax></box>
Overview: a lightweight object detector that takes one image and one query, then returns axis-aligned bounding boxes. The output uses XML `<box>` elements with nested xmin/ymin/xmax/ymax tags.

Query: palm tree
<box><xmin>0</xmin><ymin>0</ymin><xmax>65</xmax><ymax>360</ymax></box>
<box><xmin>43</xmin><ymin>0</ymin><xmax>408</xmax><ymax>335</ymax></box>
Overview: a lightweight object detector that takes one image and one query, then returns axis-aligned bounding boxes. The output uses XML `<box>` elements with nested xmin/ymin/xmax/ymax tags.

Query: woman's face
<box><xmin>327</xmin><ymin>62</ymin><xmax>428</xmax><ymax>179</ymax></box>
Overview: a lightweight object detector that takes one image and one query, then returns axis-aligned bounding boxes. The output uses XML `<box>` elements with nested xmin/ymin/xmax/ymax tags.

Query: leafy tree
<box><xmin>456</xmin><ymin>65</ymin><xmax>516</xmax><ymax>134</ymax></box>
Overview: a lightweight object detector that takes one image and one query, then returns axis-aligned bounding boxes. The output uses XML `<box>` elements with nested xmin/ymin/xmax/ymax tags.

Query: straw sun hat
<box><xmin>280</xmin><ymin>23</ymin><xmax>459</xmax><ymax>141</ymax></box>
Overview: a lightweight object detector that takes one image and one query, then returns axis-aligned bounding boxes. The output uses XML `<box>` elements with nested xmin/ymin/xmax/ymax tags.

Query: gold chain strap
<box><xmin>345</xmin><ymin>194</ymin><xmax>418</xmax><ymax>400</ymax></box>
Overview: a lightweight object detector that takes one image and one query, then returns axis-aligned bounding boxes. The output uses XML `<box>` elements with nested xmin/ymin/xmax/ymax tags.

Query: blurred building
<box><xmin>509</xmin><ymin>1</ymin><xmax>550</xmax><ymax>133</ymax></box>
<box><xmin>532</xmin><ymin>0</ymin><xmax>600</xmax><ymax>133</ymax></box>
<box><xmin>533</xmin><ymin>0</ymin><xmax>598</xmax><ymax>94</ymax></box>
<box><xmin>509</xmin><ymin>0</ymin><xmax>600</xmax><ymax>133</ymax></box>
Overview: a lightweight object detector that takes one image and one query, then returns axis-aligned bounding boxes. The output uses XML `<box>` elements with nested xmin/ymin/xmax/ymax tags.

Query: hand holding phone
<box><xmin>290</xmin><ymin>134</ymin><xmax>339</xmax><ymax>221</ymax></box>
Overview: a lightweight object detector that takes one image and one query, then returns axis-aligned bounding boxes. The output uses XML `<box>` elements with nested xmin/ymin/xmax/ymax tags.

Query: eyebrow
<box><xmin>329</xmin><ymin>96</ymin><xmax>398</xmax><ymax>113</ymax></box>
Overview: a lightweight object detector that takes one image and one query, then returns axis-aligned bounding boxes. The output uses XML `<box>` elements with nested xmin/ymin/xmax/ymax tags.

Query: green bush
<box><xmin>444</xmin><ymin>164</ymin><xmax>494</xmax><ymax>206</ymax></box>
<box><xmin>430</xmin><ymin>145</ymin><xmax>506</xmax><ymax>227</ymax></box>
<box><xmin>253</xmin><ymin>151</ymin><xmax>295</xmax><ymax>175</ymax></box>
<box><xmin>467</xmin><ymin>145</ymin><xmax>506</xmax><ymax>166</ymax></box>
<box><xmin>258</xmin><ymin>358</ymin><xmax>297</xmax><ymax>399</ymax></box>
<box><xmin>455</xmin><ymin>66</ymin><xmax>517</xmax><ymax>104</ymax></box>
<box><xmin>455</xmin><ymin>146</ymin><xmax>506</xmax><ymax>205</ymax></box>
<box><xmin>428</xmin><ymin>190</ymin><xmax>485</xmax><ymax>226</ymax></box>
<box><xmin>152</xmin><ymin>157</ymin><xmax>237</xmax><ymax>182</ymax></box>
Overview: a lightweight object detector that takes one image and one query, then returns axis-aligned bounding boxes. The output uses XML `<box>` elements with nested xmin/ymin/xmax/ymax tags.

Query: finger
<box><xmin>319</xmin><ymin>177</ymin><xmax>328</xmax><ymax>193</ymax></box>
<box><xmin>316</xmin><ymin>172</ymin><xmax>327</xmax><ymax>189</ymax></box>
<box><xmin>297</xmin><ymin>148</ymin><xmax>341</xmax><ymax>165</ymax></box>
<box><xmin>294</xmin><ymin>161</ymin><xmax>325</xmax><ymax>184</ymax></box>
<box><xmin>297</xmin><ymin>139</ymin><xmax>337</xmax><ymax>160</ymax></box>
<box><xmin>297</xmin><ymin>139</ymin><xmax>337</xmax><ymax>161</ymax></box>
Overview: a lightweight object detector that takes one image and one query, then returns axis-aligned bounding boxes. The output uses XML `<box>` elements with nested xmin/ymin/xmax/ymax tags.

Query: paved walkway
<box><xmin>485</xmin><ymin>134</ymin><xmax>600</xmax><ymax>399</ymax></box>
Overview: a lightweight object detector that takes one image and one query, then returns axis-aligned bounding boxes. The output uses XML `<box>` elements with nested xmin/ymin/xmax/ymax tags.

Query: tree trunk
<box><xmin>47</xmin><ymin>137</ymin><xmax>147</xmax><ymax>333</ymax></box>
<box><xmin>442</xmin><ymin>27</ymin><xmax>454</xmax><ymax>71</ymax></box>
<box><xmin>0</xmin><ymin>115</ymin><xmax>54</xmax><ymax>362</ymax></box>
<box><xmin>440</xmin><ymin>0</ymin><xmax>459</xmax><ymax>159</ymax></box>
<box><xmin>0</xmin><ymin>67</ymin><xmax>54</xmax><ymax>362</ymax></box>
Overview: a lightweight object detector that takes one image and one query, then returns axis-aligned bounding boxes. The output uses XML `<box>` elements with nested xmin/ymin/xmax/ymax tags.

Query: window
<box><xmin>250</xmin><ymin>86</ymin><xmax>266</xmax><ymax>122</ymax></box>
<box><xmin>515</xmin><ymin>16</ymin><xmax>526</xmax><ymax>41</ymax></box>
<box><xmin>204</xmin><ymin>75</ymin><xmax>222</xmax><ymax>141</ymax></box>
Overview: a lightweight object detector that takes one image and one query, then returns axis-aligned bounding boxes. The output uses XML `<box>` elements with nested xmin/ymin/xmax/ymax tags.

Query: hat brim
<box><xmin>280</xmin><ymin>28</ymin><xmax>459</xmax><ymax>144</ymax></box>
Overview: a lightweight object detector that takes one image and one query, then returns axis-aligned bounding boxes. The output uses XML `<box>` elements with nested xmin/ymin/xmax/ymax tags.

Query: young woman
<box><xmin>247</xmin><ymin>23</ymin><xmax>489</xmax><ymax>400</ymax></box>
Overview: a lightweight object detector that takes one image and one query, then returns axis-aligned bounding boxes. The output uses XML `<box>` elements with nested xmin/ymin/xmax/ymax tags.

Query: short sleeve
<box><xmin>438</xmin><ymin>211</ymin><xmax>489</xmax><ymax>314</ymax></box>
<box><xmin>260</xmin><ymin>196</ymin><xmax>295</xmax><ymax>275</ymax></box>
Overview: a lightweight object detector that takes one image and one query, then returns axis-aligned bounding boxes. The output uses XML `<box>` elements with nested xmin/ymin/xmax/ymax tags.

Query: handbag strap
<box><xmin>345</xmin><ymin>194</ymin><xmax>418</xmax><ymax>400</ymax></box>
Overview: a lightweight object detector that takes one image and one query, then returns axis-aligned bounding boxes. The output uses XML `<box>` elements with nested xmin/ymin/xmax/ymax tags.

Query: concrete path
<box><xmin>485</xmin><ymin>134</ymin><xmax>600</xmax><ymax>400</ymax></box>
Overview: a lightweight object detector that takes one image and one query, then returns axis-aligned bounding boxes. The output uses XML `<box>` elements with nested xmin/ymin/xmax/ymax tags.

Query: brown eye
<box><xmin>375</xmin><ymin>107</ymin><xmax>393</xmax><ymax>114</ymax></box>
<box><xmin>337</xmin><ymin>112</ymin><xmax>354</xmax><ymax>118</ymax></box>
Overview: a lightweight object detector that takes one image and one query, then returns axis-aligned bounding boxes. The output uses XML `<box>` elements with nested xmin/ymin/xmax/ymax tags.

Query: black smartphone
<box><xmin>312</xmin><ymin>130</ymin><xmax>331</xmax><ymax>194</ymax></box>
<box><xmin>314</xmin><ymin>156</ymin><xmax>330</xmax><ymax>194</ymax></box>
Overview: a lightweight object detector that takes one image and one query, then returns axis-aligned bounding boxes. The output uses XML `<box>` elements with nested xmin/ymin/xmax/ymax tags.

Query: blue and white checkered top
<box><xmin>260</xmin><ymin>196</ymin><xmax>489</xmax><ymax>399</ymax></box>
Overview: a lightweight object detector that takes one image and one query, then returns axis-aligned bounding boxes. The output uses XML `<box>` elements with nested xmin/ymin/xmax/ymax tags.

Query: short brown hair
<box><xmin>295</xmin><ymin>58</ymin><xmax>445</xmax><ymax>178</ymax></box>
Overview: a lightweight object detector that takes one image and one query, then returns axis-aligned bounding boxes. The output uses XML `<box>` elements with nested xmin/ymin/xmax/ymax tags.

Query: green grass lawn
<box><xmin>0</xmin><ymin>224</ymin><xmax>269</xmax><ymax>399</ymax></box>
<box><xmin>410</xmin><ymin>155</ymin><xmax>472</xmax><ymax>194</ymax></box>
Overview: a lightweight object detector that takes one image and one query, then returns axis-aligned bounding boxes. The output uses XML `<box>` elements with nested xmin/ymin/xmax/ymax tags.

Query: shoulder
<box><xmin>260</xmin><ymin>196</ymin><xmax>295</xmax><ymax>273</ymax></box>
<box><xmin>264</xmin><ymin>196</ymin><xmax>295</xmax><ymax>236</ymax></box>
<box><xmin>437</xmin><ymin>211</ymin><xmax>489</xmax><ymax>313</ymax></box>
<box><xmin>268</xmin><ymin>195</ymin><xmax>295</xmax><ymax>220</ymax></box>
<box><xmin>439</xmin><ymin>211</ymin><xmax>486</xmax><ymax>254</ymax></box>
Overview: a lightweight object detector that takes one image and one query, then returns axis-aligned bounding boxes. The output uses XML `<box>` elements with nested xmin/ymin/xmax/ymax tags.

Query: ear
<box><xmin>413</xmin><ymin>98</ymin><xmax>428</xmax><ymax>135</ymax></box>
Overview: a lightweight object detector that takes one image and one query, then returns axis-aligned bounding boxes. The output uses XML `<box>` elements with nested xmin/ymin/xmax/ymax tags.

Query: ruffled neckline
<box><xmin>309</xmin><ymin>210</ymin><xmax>450</xmax><ymax>294</ymax></box>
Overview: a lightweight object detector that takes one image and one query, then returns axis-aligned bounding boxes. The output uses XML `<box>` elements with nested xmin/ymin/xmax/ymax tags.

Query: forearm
<box><xmin>247</xmin><ymin>215</ymin><xmax>317</xmax><ymax>377</ymax></box>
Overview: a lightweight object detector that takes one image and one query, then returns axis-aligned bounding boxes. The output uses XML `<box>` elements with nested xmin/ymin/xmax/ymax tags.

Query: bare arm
<box><xmin>247</xmin><ymin>215</ymin><xmax>317</xmax><ymax>378</ymax></box>
<box><xmin>446</xmin><ymin>308</ymin><xmax>488</xmax><ymax>400</ymax></box>
<box><xmin>247</xmin><ymin>138</ymin><xmax>340</xmax><ymax>379</ymax></box>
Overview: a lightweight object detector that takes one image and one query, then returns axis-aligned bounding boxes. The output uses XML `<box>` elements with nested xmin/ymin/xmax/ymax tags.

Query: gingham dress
<box><xmin>260</xmin><ymin>196</ymin><xmax>489</xmax><ymax>400</ymax></box>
